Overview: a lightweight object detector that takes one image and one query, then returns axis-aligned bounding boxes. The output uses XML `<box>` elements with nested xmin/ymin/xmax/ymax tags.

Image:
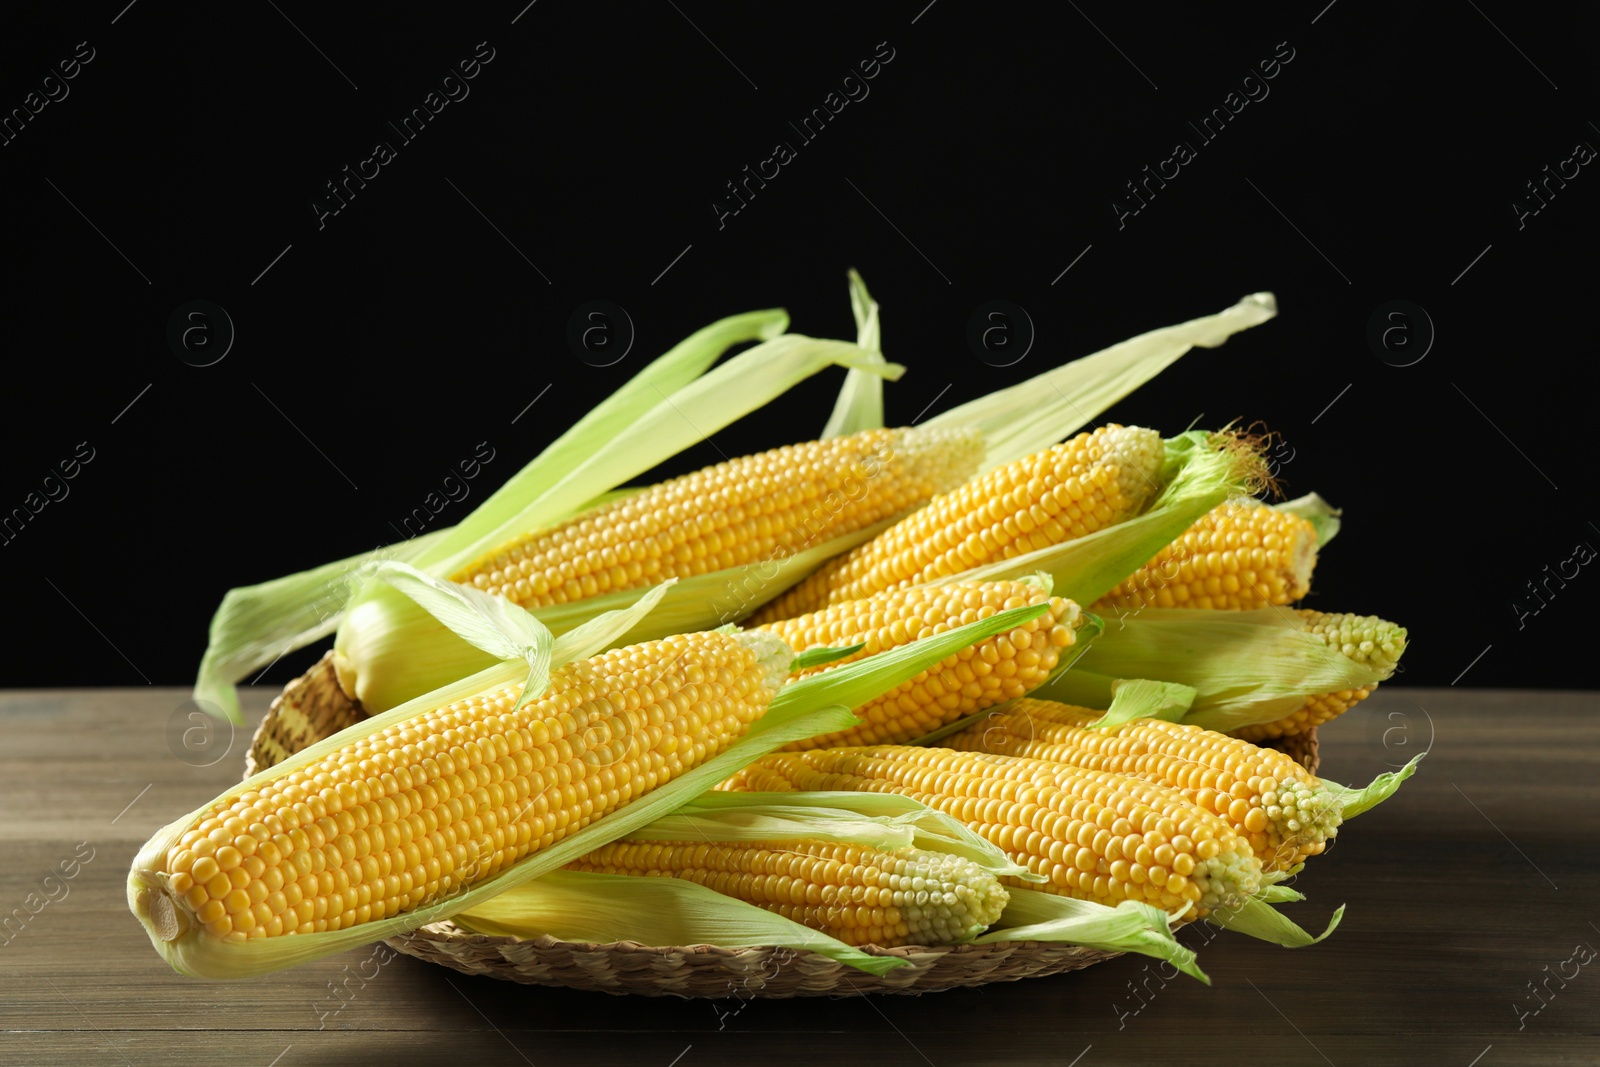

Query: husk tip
<box><xmin>758</xmin><ymin>310</ymin><xmax>790</xmax><ymax>340</ymax></box>
<box><xmin>193</xmin><ymin>677</ymin><xmax>245</xmax><ymax>727</ymax></box>
<box><xmin>1243</xmin><ymin>291</ymin><xmax>1278</xmax><ymax>317</ymax></box>
<box><xmin>739</xmin><ymin>630</ymin><xmax>798</xmax><ymax>693</ymax></box>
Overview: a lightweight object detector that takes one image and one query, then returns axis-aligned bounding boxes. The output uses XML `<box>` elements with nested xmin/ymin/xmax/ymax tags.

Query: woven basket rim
<box><xmin>402</xmin><ymin>920</ymin><xmax>1073</xmax><ymax>962</ymax></box>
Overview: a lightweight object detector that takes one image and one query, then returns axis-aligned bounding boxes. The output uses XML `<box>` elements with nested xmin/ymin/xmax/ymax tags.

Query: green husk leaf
<box><xmin>362</xmin><ymin>568</ymin><xmax>679</xmax><ymax>715</ymax></box>
<box><xmin>1278</xmin><ymin>492</ymin><xmax>1342</xmax><ymax>548</ymax></box>
<box><xmin>791</xmin><ymin>643</ymin><xmax>868</xmax><ymax>670</ymax></box>
<box><xmin>548</xmin><ymin>579</ymin><xmax>676</xmax><ymax>664</ymax></box>
<box><xmin>1324</xmin><ymin>753</ymin><xmax>1424</xmax><ymax>818</ymax></box>
<box><xmin>907</xmin><ymin>704</ymin><xmax>1013</xmax><ymax>748</ymax></box>
<box><xmin>1207</xmin><ymin>896</ymin><xmax>1344</xmax><ymax>947</ymax></box>
<box><xmin>192</xmin><ymin>532</ymin><xmax>449</xmax><ymax>724</ymax></box>
<box><xmin>134</xmin><ymin>599</ymin><xmax>1047</xmax><ymax>978</ymax></box>
<box><xmin>425</xmin><ymin>334</ymin><xmax>903</xmax><ymax>580</ymax></box>
<box><xmin>371</xmin><ymin>562</ymin><xmax>555</xmax><ymax>712</ymax></box>
<box><xmin>629</xmin><ymin>796</ymin><xmax>916</xmax><ymax>852</ymax></box>
<box><xmin>451</xmin><ymin>869</ymin><xmax>908</xmax><ymax>976</ymax></box>
<box><xmin>928</xmin><ymin>292</ymin><xmax>1277</xmax><ymax>473</ymax></box>
<box><xmin>977</xmin><ymin>890</ymin><xmax>1209</xmax><ymax>983</ymax></box>
<box><xmin>822</xmin><ymin>268</ymin><xmax>886</xmax><ymax>439</ymax></box>
<box><xmin>929</xmin><ymin>430</ymin><xmax>1257</xmax><ymax>606</ymax></box>
<box><xmin>1259</xmin><ymin>884</ymin><xmax>1306</xmax><ymax>904</ymax></box>
<box><xmin>634</xmin><ymin>790</ymin><xmax>1034</xmax><ymax>880</ymax></box>
<box><xmin>412</xmin><ymin>309</ymin><xmax>789</xmax><ymax>574</ymax></box>
<box><xmin>848</xmin><ymin>268</ymin><xmax>882</xmax><ymax>354</ymax></box>
<box><xmin>1083</xmin><ymin>678</ymin><xmax>1198</xmax><ymax>730</ymax></box>
<box><xmin>1033</xmin><ymin>608</ymin><xmax>1396</xmax><ymax>734</ymax></box>
<box><xmin>1032</xmin><ymin>668</ymin><xmax>1121</xmax><ymax>710</ymax></box>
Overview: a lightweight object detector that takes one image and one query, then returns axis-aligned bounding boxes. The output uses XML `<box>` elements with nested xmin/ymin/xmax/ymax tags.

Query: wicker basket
<box><xmin>245</xmin><ymin>652</ymin><xmax>1320</xmax><ymax>997</ymax></box>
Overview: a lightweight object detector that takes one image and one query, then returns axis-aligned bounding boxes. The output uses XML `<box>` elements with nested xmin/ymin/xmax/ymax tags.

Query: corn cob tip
<box><xmin>1196</xmin><ymin>847</ymin><xmax>1263</xmax><ymax>916</ymax></box>
<box><xmin>1229</xmin><ymin>612</ymin><xmax>1408</xmax><ymax>743</ymax></box>
<box><xmin>1097</xmin><ymin>424</ymin><xmax>1168</xmax><ymax>512</ymax></box>
<box><xmin>736</xmin><ymin>629</ymin><xmax>797</xmax><ymax>691</ymax></box>
<box><xmin>1262</xmin><ymin>779</ymin><xmax>1343</xmax><ymax>857</ymax></box>
<box><xmin>1298</xmin><ymin>610</ymin><xmax>1408</xmax><ymax>675</ymax></box>
<box><xmin>1290</xmin><ymin>516</ymin><xmax>1318</xmax><ymax>592</ymax></box>
<box><xmin>893</xmin><ymin>846</ymin><xmax>1011</xmax><ymax>943</ymax></box>
<box><xmin>899</xmin><ymin>424</ymin><xmax>987</xmax><ymax>486</ymax></box>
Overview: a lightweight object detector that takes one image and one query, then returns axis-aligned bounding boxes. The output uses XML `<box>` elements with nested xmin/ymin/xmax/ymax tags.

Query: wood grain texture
<box><xmin>2</xmin><ymin>686</ymin><xmax>1596</xmax><ymax>1066</ymax></box>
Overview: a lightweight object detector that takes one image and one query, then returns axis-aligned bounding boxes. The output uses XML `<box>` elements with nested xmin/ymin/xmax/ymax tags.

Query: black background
<box><xmin>2</xmin><ymin>2</ymin><xmax>1594</xmax><ymax>691</ymax></box>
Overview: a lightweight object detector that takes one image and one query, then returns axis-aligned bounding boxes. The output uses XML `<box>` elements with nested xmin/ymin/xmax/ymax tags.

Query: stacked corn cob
<box><xmin>456</xmin><ymin>426</ymin><xmax>984</xmax><ymax>612</ymax></box>
<box><xmin>138</xmin><ymin>629</ymin><xmax>793</xmax><ymax>950</ymax></box>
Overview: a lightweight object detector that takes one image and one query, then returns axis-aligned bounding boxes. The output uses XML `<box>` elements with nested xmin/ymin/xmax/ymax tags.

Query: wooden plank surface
<box><xmin>2</xmin><ymin>686</ymin><xmax>1597</xmax><ymax>1066</ymax></box>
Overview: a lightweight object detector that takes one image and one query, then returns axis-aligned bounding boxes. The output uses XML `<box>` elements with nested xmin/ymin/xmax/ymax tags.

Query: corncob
<box><xmin>754</xmin><ymin>424</ymin><xmax>1166</xmax><ymax>621</ymax></box>
<box><xmin>944</xmin><ymin>698</ymin><xmax>1341</xmax><ymax>870</ymax></box>
<box><xmin>726</xmin><ymin>746</ymin><xmax>1262</xmax><ymax>920</ymax></box>
<box><xmin>567</xmin><ymin>839</ymin><xmax>1008</xmax><ymax>946</ymax></box>
<box><xmin>139</xmin><ymin>630</ymin><xmax>791</xmax><ymax>944</ymax></box>
<box><xmin>753</xmin><ymin>580</ymin><xmax>1082</xmax><ymax>750</ymax></box>
<box><xmin>1094</xmin><ymin>499</ymin><xmax>1318</xmax><ymax>613</ymax></box>
<box><xmin>1230</xmin><ymin>611</ymin><xmax>1408</xmax><ymax>741</ymax></box>
<box><xmin>456</xmin><ymin>426</ymin><xmax>983</xmax><ymax>611</ymax></box>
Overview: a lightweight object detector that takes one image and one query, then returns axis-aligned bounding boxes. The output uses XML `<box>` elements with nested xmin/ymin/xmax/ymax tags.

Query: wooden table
<box><xmin>3</xmin><ymin>686</ymin><xmax>1596</xmax><ymax>1066</ymax></box>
